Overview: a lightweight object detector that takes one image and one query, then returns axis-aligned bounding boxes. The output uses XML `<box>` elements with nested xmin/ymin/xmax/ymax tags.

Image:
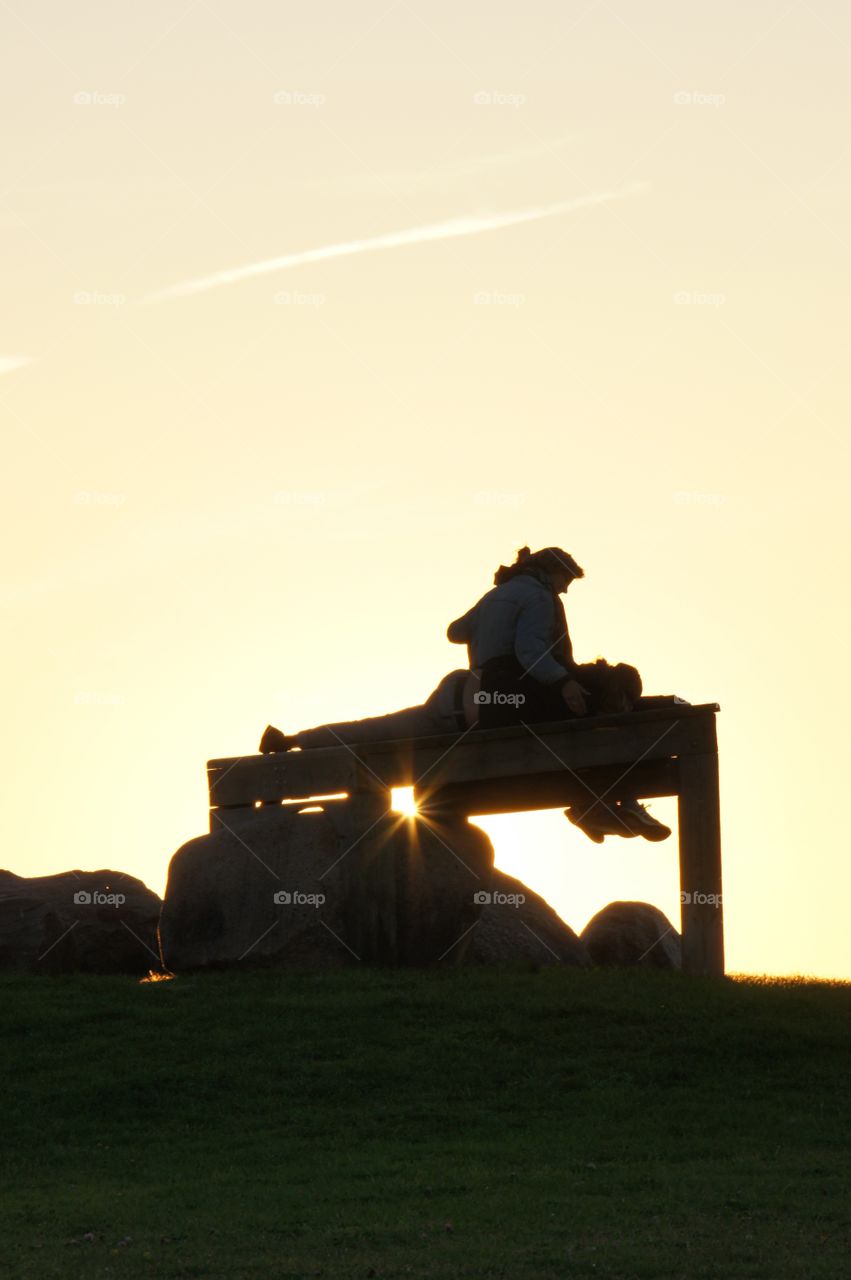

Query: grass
<box><xmin>0</xmin><ymin>966</ymin><xmax>848</xmax><ymax>1279</ymax></box>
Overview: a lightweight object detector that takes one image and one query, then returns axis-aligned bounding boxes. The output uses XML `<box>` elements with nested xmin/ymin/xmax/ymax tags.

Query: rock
<box><xmin>158</xmin><ymin>802</ymin><xmax>494</xmax><ymax>971</ymax></box>
<box><xmin>0</xmin><ymin>869</ymin><xmax>162</xmax><ymax>975</ymax></box>
<box><xmin>580</xmin><ymin>900</ymin><xmax>681</xmax><ymax>969</ymax></box>
<box><xmin>466</xmin><ymin>870</ymin><xmax>590</xmax><ymax>966</ymax></box>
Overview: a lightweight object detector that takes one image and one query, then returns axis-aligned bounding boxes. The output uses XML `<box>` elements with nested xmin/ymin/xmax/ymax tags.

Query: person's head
<box><xmin>593</xmin><ymin>660</ymin><xmax>643</xmax><ymax>713</ymax></box>
<box><xmin>494</xmin><ymin>545</ymin><xmax>585</xmax><ymax>593</ymax></box>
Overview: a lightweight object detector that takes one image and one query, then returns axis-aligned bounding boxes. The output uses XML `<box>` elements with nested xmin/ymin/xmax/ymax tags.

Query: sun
<box><xmin>391</xmin><ymin>786</ymin><xmax>418</xmax><ymax>818</ymax></box>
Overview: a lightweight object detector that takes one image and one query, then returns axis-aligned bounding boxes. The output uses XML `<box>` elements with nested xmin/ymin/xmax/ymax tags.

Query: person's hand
<box><xmin>562</xmin><ymin>679</ymin><xmax>590</xmax><ymax>716</ymax></box>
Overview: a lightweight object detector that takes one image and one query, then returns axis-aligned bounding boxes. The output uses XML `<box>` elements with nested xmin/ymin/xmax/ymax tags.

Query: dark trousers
<box><xmin>477</xmin><ymin>656</ymin><xmax>642</xmax><ymax>729</ymax></box>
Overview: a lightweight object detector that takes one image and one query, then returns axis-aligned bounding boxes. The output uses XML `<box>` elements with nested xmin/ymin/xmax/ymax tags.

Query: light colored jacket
<box><xmin>447</xmin><ymin>574</ymin><xmax>570</xmax><ymax>686</ymax></box>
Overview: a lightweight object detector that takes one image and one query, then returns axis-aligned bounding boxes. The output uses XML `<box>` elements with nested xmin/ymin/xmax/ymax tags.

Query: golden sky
<box><xmin>3</xmin><ymin>1</ymin><xmax>849</xmax><ymax>978</ymax></box>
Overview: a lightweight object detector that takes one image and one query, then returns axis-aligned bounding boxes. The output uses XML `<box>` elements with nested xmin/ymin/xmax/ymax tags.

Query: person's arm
<box><xmin>515</xmin><ymin>594</ymin><xmax>589</xmax><ymax>712</ymax></box>
<box><xmin>514</xmin><ymin>593</ymin><xmax>571</xmax><ymax>685</ymax></box>
<box><xmin>447</xmin><ymin>604</ymin><xmax>477</xmax><ymax>644</ymax></box>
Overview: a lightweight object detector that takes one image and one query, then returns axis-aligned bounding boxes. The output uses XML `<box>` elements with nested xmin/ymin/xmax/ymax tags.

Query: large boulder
<box><xmin>0</xmin><ymin>869</ymin><xmax>162</xmax><ymax>975</ymax></box>
<box><xmin>580</xmin><ymin>900</ymin><xmax>682</xmax><ymax>969</ymax></box>
<box><xmin>466</xmin><ymin>870</ymin><xmax>590</xmax><ymax>966</ymax></box>
<box><xmin>159</xmin><ymin>802</ymin><xmax>495</xmax><ymax>971</ymax></box>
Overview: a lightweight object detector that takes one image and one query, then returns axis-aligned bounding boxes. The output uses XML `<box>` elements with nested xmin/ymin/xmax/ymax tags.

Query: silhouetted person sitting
<box><xmin>447</xmin><ymin>545</ymin><xmax>670</xmax><ymax>842</ymax></box>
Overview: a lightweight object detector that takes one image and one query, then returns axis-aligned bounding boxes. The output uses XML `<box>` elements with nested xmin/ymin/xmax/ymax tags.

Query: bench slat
<box><xmin>208</xmin><ymin>705</ymin><xmax>718</xmax><ymax>809</ymax></box>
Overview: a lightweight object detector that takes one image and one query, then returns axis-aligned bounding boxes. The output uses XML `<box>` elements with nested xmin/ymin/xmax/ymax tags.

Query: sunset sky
<box><xmin>2</xmin><ymin>0</ymin><xmax>849</xmax><ymax>978</ymax></box>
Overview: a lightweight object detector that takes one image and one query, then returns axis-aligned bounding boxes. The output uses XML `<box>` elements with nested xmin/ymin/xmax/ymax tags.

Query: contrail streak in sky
<box><xmin>142</xmin><ymin>183</ymin><xmax>647</xmax><ymax>303</ymax></box>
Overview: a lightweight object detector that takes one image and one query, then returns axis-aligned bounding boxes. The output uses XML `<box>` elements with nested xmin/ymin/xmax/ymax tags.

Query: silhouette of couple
<box><xmin>260</xmin><ymin>545</ymin><xmax>670</xmax><ymax>841</ymax></box>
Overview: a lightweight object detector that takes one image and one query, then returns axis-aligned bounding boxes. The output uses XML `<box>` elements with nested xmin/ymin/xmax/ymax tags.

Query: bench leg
<box><xmin>677</xmin><ymin>752</ymin><xmax>725</xmax><ymax>976</ymax></box>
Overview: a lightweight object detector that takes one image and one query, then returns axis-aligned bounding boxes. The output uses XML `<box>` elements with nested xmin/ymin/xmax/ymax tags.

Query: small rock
<box><xmin>581</xmin><ymin>901</ymin><xmax>681</xmax><ymax>968</ymax></box>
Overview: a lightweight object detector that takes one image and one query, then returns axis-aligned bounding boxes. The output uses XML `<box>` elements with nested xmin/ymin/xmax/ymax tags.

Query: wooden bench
<box><xmin>207</xmin><ymin>700</ymin><xmax>723</xmax><ymax>976</ymax></box>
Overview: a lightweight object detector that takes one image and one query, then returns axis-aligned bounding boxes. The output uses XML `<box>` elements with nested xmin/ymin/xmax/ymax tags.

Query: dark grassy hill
<box><xmin>1</xmin><ymin>968</ymin><xmax>848</xmax><ymax>1279</ymax></box>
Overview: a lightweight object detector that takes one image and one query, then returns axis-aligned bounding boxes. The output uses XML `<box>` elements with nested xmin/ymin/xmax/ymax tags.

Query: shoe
<box><xmin>564</xmin><ymin>802</ymin><xmax>638</xmax><ymax>842</ymax></box>
<box><xmin>259</xmin><ymin>724</ymin><xmax>295</xmax><ymax>753</ymax></box>
<box><xmin>564</xmin><ymin>808</ymin><xmax>605</xmax><ymax>843</ymax></box>
<box><xmin>616</xmin><ymin>798</ymin><xmax>672</xmax><ymax>841</ymax></box>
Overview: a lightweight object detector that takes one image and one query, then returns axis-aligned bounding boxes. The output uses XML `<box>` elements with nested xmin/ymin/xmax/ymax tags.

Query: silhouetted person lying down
<box><xmin>259</xmin><ymin>669</ymin><xmax>475</xmax><ymax>753</ymax></box>
<box><xmin>259</xmin><ymin>543</ymin><xmax>671</xmax><ymax>842</ymax></box>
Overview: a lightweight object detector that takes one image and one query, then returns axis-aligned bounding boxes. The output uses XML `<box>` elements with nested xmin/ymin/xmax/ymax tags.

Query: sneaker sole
<box><xmin>619</xmin><ymin>819</ymin><xmax>672</xmax><ymax>841</ymax></box>
<box><xmin>564</xmin><ymin>810</ymin><xmax>630</xmax><ymax>843</ymax></box>
<box><xmin>636</xmin><ymin>825</ymin><xmax>672</xmax><ymax>841</ymax></box>
<box><xmin>615</xmin><ymin>806</ymin><xmax>672</xmax><ymax>841</ymax></box>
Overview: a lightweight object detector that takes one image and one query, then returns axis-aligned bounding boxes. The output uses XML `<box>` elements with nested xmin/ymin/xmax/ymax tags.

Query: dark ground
<box><xmin>1</xmin><ymin>967</ymin><xmax>848</xmax><ymax>1279</ymax></box>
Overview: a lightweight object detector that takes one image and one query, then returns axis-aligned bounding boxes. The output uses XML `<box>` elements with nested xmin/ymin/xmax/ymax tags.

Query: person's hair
<box><xmin>493</xmin><ymin>545</ymin><xmax>585</xmax><ymax>587</ymax></box>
